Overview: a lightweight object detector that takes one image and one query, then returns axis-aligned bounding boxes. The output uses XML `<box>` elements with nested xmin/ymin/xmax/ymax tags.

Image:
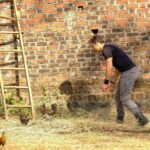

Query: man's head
<box><xmin>89</xmin><ymin>34</ymin><xmax>104</xmax><ymax>52</ymax></box>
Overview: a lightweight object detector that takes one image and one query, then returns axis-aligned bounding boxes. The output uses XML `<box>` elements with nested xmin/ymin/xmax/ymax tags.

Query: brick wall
<box><xmin>0</xmin><ymin>0</ymin><xmax>150</xmax><ymax>108</ymax></box>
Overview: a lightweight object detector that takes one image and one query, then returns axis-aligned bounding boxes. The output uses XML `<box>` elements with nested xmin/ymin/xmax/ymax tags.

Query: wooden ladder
<box><xmin>0</xmin><ymin>0</ymin><xmax>35</xmax><ymax>119</ymax></box>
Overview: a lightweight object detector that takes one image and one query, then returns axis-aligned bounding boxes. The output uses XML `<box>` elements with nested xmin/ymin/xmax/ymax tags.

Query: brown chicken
<box><xmin>40</xmin><ymin>103</ymin><xmax>49</xmax><ymax>115</ymax></box>
<box><xmin>40</xmin><ymin>103</ymin><xmax>57</xmax><ymax>115</ymax></box>
<box><xmin>42</xmin><ymin>103</ymin><xmax>57</xmax><ymax>120</ymax></box>
<box><xmin>0</xmin><ymin>131</ymin><xmax>6</xmax><ymax>147</ymax></box>
<box><xmin>44</xmin><ymin>104</ymin><xmax>57</xmax><ymax>120</ymax></box>
<box><xmin>48</xmin><ymin>103</ymin><xmax>57</xmax><ymax>116</ymax></box>
<box><xmin>19</xmin><ymin>113</ymin><xmax>31</xmax><ymax>125</ymax></box>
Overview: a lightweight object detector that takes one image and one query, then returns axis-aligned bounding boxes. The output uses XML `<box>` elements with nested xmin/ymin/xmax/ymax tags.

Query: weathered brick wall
<box><xmin>0</xmin><ymin>0</ymin><xmax>150</xmax><ymax>107</ymax></box>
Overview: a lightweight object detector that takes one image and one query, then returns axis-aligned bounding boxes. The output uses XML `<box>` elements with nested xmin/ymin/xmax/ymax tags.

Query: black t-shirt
<box><xmin>102</xmin><ymin>44</ymin><xmax>136</xmax><ymax>72</ymax></box>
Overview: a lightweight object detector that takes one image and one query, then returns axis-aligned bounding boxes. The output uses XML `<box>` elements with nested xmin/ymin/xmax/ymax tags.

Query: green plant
<box><xmin>18</xmin><ymin>107</ymin><xmax>30</xmax><ymax>116</ymax></box>
<box><xmin>42</xmin><ymin>86</ymin><xmax>51</xmax><ymax>104</ymax></box>
<box><xmin>41</xmin><ymin>85</ymin><xmax>62</xmax><ymax>104</ymax></box>
<box><xmin>5</xmin><ymin>92</ymin><xmax>25</xmax><ymax>105</ymax></box>
<box><xmin>4</xmin><ymin>91</ymin><xmax>28</xmax><ymax>115</ymax></box>
<box><xmin>5</xmin><ymin>91</ymin><xmax>16</xmax><ymax>105</ymax></box>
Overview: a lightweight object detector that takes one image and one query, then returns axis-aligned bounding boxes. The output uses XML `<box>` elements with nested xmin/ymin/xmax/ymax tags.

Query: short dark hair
<box><xmin>89</xmin><ymin>35</ymin><xmax>104</xmax><ymax>45</ymax></box>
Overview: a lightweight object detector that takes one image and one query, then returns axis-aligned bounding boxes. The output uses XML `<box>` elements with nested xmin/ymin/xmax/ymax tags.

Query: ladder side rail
<box><xmin>0</xmin><ymin>70</ymin><xmax>8</xmax><ymax>119</ymax></box>
<box><xmin>13</xmin><ymin>0</ymin><xmax>35</xmax><ymax>119</ymax></box>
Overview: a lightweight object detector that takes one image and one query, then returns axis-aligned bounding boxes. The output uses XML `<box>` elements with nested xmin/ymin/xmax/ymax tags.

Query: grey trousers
<box><xmin>115</xmin><ymin>66</ymin><xmax>140</xmax><ymax>119</ymax></box>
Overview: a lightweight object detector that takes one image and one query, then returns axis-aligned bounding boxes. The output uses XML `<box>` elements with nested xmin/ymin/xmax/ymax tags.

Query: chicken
<box><xmin>47</xmin><ymin>103</ymin><xmax>57</xmax><ymax>116</ymax></box>
<box><xmin>0</xmin><ymin>131</ymin><xmax>6</xmax><ymax>148</ymax></box>
<box><xmin>40</xmin><ymin>103</ymin><xmax>57</xmax><ymax>120</ymax></box>
<box><xmin>40</xmin><ymin>103</ymin><xmax>49</xmax><ymax>115</ymax></box>
<box><xmin>19</xmin><ymin>113</ymin><xmax>31</xmax><ymax>125</ymax></box>
<box><xmin>40</xmin><ymin>103</ymin><xmax>57</xmax><ymax>115</ymax></box>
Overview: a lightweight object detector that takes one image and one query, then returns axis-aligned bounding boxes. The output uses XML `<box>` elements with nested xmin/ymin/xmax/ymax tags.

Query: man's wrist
<box><xmin>104</xmin><ymin>79</ymin><xmax>109</xmax><ymax>85</ymax></box>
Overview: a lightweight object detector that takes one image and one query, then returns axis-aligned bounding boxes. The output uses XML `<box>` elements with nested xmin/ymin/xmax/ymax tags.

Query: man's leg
<box><xmin>119</xmin><ymin>67</ymin><xmax>148</xmax><ymax>126</ymax></box>
<box><xmin>115</xmin><ymin>85</ymin><xmax>124</xmax><ymax>123</ymax></box>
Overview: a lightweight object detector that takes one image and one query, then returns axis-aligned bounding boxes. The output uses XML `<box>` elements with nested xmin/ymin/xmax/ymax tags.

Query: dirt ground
<box><xmin>0</xmin><ymin>108</ymin><xmax>150</xmax><ymax>150</ymax></box>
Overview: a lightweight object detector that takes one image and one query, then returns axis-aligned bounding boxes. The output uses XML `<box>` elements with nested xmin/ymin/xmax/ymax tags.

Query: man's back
<box><xmin>102</xmin><ymin>44</ymin><xmax>136</xmax><ymax>72</ymax></box>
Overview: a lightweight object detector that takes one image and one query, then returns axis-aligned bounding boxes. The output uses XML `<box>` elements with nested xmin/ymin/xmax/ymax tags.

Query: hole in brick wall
<box><xmin>91</xmin><ymin>29</ymin><xmax>99</xmax><ymax>34</ymax></box>
<box><xmin>78</xmin><ymin>6</ymin><xmax>84</xmax><ymax>11</ymax></box>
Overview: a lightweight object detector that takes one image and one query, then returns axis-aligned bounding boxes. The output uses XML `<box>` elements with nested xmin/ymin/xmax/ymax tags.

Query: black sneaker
<box><xmin>138</xmin><ymin>116</ymin><xmax>149</xmax><ymax>126</ymax></box>
<box><xmin>117</xmin><ymin>119</ymin><xmax>124</xmax><ymax>124</ymax></box>
<box><xmin>135</xmin><ymin>112</ymin><xmax>149</xmax><ymax>126</ymax></box>
<box><xmin>116</xmin><ymin>116</ymin><xmax>124</xmax><ymax>124</ymax></box>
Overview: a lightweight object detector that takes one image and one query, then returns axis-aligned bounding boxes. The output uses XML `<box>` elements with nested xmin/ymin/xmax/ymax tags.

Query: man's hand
<box><xmin>101</xmin><ymin>84</ymin><xmax>110</xmax><ymax>92</ymax></box>
<box><xmin>101</xmin><ymin>83</ymin><xmax>115</xmax><ymax>92</ymax></box>
<box><xmin>107</xmin><ymin>83</ymin><xmax>115</xmax><ymax>92</ymax></box>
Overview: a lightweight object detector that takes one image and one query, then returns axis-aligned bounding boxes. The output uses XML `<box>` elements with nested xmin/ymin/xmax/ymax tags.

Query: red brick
<box><xmin>137</xmin><ymin>0</ymin><xmax>148</xmax><ymax>2</ymax></box>
<box><xmin>142</xmin><ymin>74</ymin><xmax>150</xmax><ymax>79</ymax></box>
<box><xmin>137</xmin><ymin>18</ymin><xmax>147</xmax><ymax>22</ymax></box>
<box><xmin>117</xmin><ymin>10</ymin><xmax>128</xmax><ymax>14</ymax></box>
<box><xmin>17</xmin><ymin>5</ymin><xmax>27</xmax><ymax>9</ymax></box>
<box><xmin>56</xmin><ymin>13</ymin><xmax>66</xmax><ymax>17</ymax></box>
<box><xmin>106</xmin><ymin>6</ymin><xmax>117</xmax><ymax>10</ymax></box>
<box><xmin>95</xmin><ymin>1</ymin><xmax>106</xmax><ymax>5</ymax></box>
<box><xmin>47</xmin><ymin>0</ymin><xmax>56</xmax><ymax>3</ymax></box>
<box><xmin>21</xmin><ymin>0</ymin><xmax>27</xmax><ymax>4</ymax></box>
<box><xmin>25</xmin><ymin>0</ymin><xmax>37</xmax><ymax>5</ymax></box>
<box><xmin>138</xmin><ymin>8</ymin><xmax>148</xmax><ymax>12</ymax></box>
<box><xmin>117</xmin><ymin>0</ymin><xmax>128</xmax><ymax>4</ymax></box>
<box><xmin>55</xmin><ymin>4</ymin><xmax>65</xmax><ymax>8</ymax></box>
<box><xmin>59</xmin><ymin>73</ymin><xmax>68</xmax><ymax>81</ymax></box>
<box><xmin>116</xmin><ymin>19</ymin><xmax>127</xmax><ymax>23</ymax></box>
<box><xmin>25</xmin><ymin>19</ymin><xmax>39</xmax><ymax>24</ymax></box>
<box><xmin>49</xmin><ymin>54</ymin><xmax>56</xmax><ymax>59</ymax></box>
<box><xmin>127</xmin><ymin>4</ymin><xmax>138</xmax><ymax>8</ymax></box>
<box><xmin>75</xmin><ymin>2</ymin><xmax>86</xmax><ymax>6</ymax></box>
<box><xmin>40</xmin><ymin>8</ymin><xmax>56</xmax><ymax>13</ymax></box>
<box><xmin>105</xmin><ymin>14</ymin><xmax>117</xmax><ymax>19</ymax></box>
<box><xmin>47</xmin><ymin>45</ymin><xmax>57</xmax><ymax>50</ymax></box>
<box><xmin>89</xmin><ymin>24</ymin><xmax>99</xmax><ymax>30</ymax></box>
<box><xmin>27</xmin><ymin>10</ymin><xmax>36</xmax><ymax>14</ymax></box>
<box><xmin>126</xmin><ymin>14</ymin><xmax>138</xmax><ymax>18</ymax></box>
<box><xmin>37</xmin><ymin>4</ymin><xmax>46</xmax><ymax>9</ymax></box>
<box><xmin>137</xmin><ymin>22</ymin><xmax>149</xmax><ymax>27</ymax></box>
<box><xmin>47</xmin><ymin>4</ymin><xmax>53</xmax><ymax>8</ymax></box>
<box><xmin>140</xmin><ymin>4</ymin><xmax>146</xmax><ymax>8</ymax></box>
<box><xmin>78</xmin><ymin>12</ymin><xmax>87</xmax><ymax>17</ymax></box>
<box><xmin>34</xmin><ymin>14</ymin><xmax>44</xmax><ymax>19</ymax></box>
<box><xmin>129</xmin><ymin>0</ymin><xmax>137</xmax><ymax>3</ymax></box>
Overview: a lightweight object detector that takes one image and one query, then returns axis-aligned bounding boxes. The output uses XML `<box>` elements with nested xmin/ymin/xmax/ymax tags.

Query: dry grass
<box><xmin>0</xmin><ymin>108</ymin><xmax>150</xmax><ymax>150</ymax></box>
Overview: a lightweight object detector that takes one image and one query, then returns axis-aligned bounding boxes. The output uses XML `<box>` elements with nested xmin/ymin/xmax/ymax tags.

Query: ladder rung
<box><xmin>7</xmin><ymin>105</ymin><xmax>32</xmax><ymax>108</ymax></box>
<box><xmin>0</xmin><ymin>31</ymin><xmax>19</xmax><ymax>34</ymax></box>
<box><xmin>0</xmin><ymin>15</ymin><xmax>16</xmax><ymax>21</ymax></box>
<box><xmin>4</xmin><ymin>86</ymin><xmax>29</xmax><ymax>89</ymax></box>
<box><xmin>0</xmin><ymin>50</ymin><xmax>22</xmax><ymax>52</ymax></box>
<box><xmin>0</xmin><ymin>68</ymin><xmax>25</xmax><ymax>70</ymax></box>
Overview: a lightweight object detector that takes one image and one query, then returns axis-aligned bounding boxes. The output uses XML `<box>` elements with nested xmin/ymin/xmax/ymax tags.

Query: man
<box><xmin>89</xmin><ymin>33</ymin><xmax>149</xmax><ymax>126</ymax></box>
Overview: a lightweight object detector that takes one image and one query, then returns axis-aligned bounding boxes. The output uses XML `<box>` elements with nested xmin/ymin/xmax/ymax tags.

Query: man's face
<box><xmin>92</xmin><ymin>43</ymin><xmax>103</xmax><ymax>52</ymax></box>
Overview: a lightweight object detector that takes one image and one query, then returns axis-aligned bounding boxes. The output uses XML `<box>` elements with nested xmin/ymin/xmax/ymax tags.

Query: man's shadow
<box><xmin>59</xmin><ymin>80</ymin><xmax>110</xmax><ymax>113</ymax></box>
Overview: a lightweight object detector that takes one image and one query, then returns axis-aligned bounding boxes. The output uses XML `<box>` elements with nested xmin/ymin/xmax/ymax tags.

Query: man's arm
<box><xmin>105</xmin><ymin>57</ymin><xmax>113</xmax><ymax>81</ymax></box>
<box><xmin>110</xmin><ymin>68</ymin><xmax>120</xmax><ymax>83</ymax></box>
<box><xmin>101</xmin><ymin>57</ymin><xmax>113</xmax><ymax>92</ymax></box>
<box><xmin>101</xmin><ymin>58</ymin><xmax>120</xmax><ymax>92</ymax></box>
